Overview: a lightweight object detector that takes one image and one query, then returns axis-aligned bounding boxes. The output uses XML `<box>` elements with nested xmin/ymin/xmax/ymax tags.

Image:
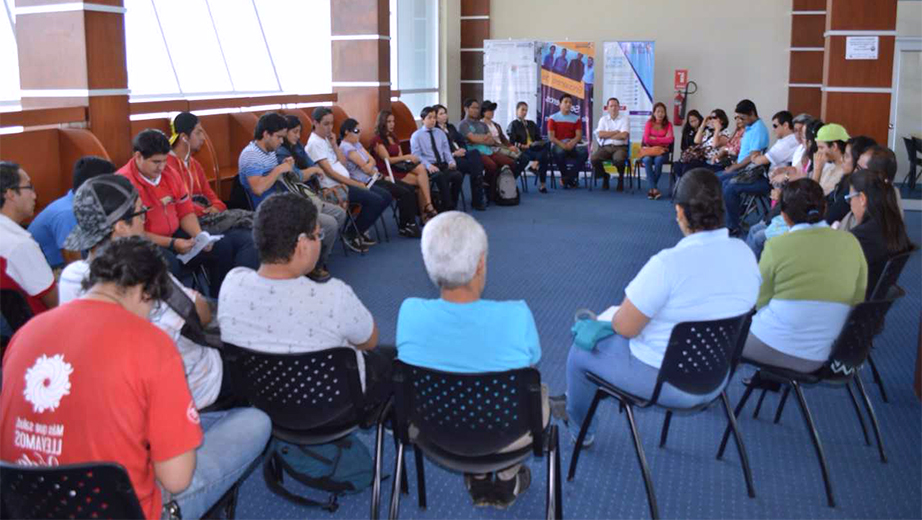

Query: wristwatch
<box><xmin>169</xmin><ymin>238</ymin><xmax>176</xmax><ymax>252</ymax></box>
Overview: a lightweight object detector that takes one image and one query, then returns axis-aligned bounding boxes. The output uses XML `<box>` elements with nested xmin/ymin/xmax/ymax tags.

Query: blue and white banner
<box><xmin>602</xmin><ymin>41</ymin><xmax>655</xmax><ymax>157</ymax></box>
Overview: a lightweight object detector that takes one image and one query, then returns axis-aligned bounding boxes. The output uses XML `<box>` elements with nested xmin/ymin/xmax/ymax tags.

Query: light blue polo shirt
<box><xmin>624</xmin><ymin>228</ymin><xmax>761</xmax><ymax>368</ymax></box>
<box><xmin>737</xmin><ymin>118</ymin><xmax>769</xmax><ymax>163</ymax></box>
<box><xmin>397</xmin><ymin>298</ymin><xmax>541</xmax><ymax>373</ymax></box>
<box><xmin>27</xmin><ymin>190</ymin><xmax>77</xmax><ymax>268</ymax></box>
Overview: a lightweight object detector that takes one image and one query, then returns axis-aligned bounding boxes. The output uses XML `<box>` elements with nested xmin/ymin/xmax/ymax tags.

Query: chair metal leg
<box><xmin>624</xmin><ymin>403</ymin><xmax>659</xmax><ymax>520</ymax></box>
<box><xmin>717</xmin><ymin>383</ymin><xmax>755</xmax><ymax>459</ymax></box>
<box><xmin>866</xmin><ymin>354</ymin><xmax>889</xmax><ymax>403</ymax></box>
<box><xmin>567</xmin><ymin>389</ymin><xmax>605</xmax><ymax>481</ymax></box>
<box><xmin>854</xmin><ymin>375</ymin><xmax>888</xmax><ymax>463</ymax></box>
<box><xmin>371</xmin><ymin>418</ymin><xmax>386</xmax><ymax>519</ymax></box>
<box><xmin>844</xmin><ymin>381</ymin><xmax>871</xmax><ymax>446</ymax></box>
<box><xmin>752</xmin><ymin>389</ymin><xmax>768</xmax><ymax>419</ymax></box>
<box><xmin>390</xmin><ymin>430</ymin><xmax>408</xmax><ymax>495</ymax></box>
<box><xmin>773</xmin><ymin>386</ymin><xmax>791</xmax><ymax>424</ymax></box>
<box><xmin>413</xmin><ymin>446</ymin><xmax>426</xmax><ymax>509</ymax></box>
<box><xmin>791</xmin><ymin>382</ymin><xmax>836</xmax><ymax>507</ymax></box>
<box><xmin>659</xmin><ymin>411</ymin><xmax>672</xmax><ymax>448</ymax></box>
<box><xmin>387</xmin><ymin>443</ymin><xmax>405</xmax><ymax>520</ymax></box>
<box><xmin>544</xmin><ymin>424</ymin><xmax>562</xmax><ymax>520</ymax></box>
<box><xmin>720</xmin><ymin>392</ymin><xmax>756</xmax><ymax>498</ymax></box>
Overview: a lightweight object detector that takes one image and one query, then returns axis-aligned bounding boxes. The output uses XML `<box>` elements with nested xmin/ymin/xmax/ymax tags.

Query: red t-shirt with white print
<box><xmin>0</xmin><ymin>300</ymin><xmax>203</xmax><ymax>520</ymax></box>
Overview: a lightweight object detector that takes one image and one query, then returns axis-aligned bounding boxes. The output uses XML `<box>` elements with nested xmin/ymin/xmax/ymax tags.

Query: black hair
<box><xmin>311</xmin><ymin>106</ymin><xmax>333</xmax><ymax>124</ymax></box>
<box><xmin>804</xmin><ymin>119</ymin><xmax>825</xmax><ymax>173</ymax></box>
<box><xmin>559</xmin><ymin>93</ymin><xmax>573</xmax><ymax>104</ymax></box>
<box><xmin>253</xmin><ymin>192</ymin><xmax>318</xmax><ymax>265</ymax></box>
<box><xmin>461</xmin><ymin>98</ymin><xmax>480</xmax><ymax>120</ymax></box>
<box><xmin>419</xmin><ymin>106</ymin><xmax>436</xmax><ymax>120</ymax></box>
<box><xmin>374</xmin><ymin>110</ymin><xmax>394</xmax><ymax>139</ymax></box>
<box><xmin>339</xmin><ymin>117</ymin><xmax>360</xmax><ymax>144</ymax></box>
<box><xmin>710</xmin><ymin>109</ymin><xmax>729</xmax><ymax>130</ymax></box>
<box><xmin>772</xmin><ymin>110</ymin><xmax>793</xmax><ymax>129</ymax></box>
<box><xmin>735</xmin><ymin>99</ymin><xmax>758</xmax><ymax>117</ymax></box>
<box><xmin>0</xmin><ymin>160</ymin><xmax>23</xmax><ymax>207</ymax></box>
<box><xmin>864</xmin><ymin>145</ymin><xmax>898</xmax><ymax>183</ymax></box>
<box><xmin>283</xmin><ymin>114</ymin><xmax>302</xmax><ymax>132</ymax></box>
<box><xmin>846</xmin><ymin>136</ymin><xmax>876</xmax><ymax>172</ymax></box>
<box><xmin>172</xmin><ymin>112</ymin><xmax>199</xmax><ymax>143</ymax></box>
<box><xmin>682</xmin><ymin>110</ymin><xmax>703</xmax><ymax>148</ymax></box>
<box><xmin>849</xmin><ymin>170</ymin><xmax>911</xmax><ymax>254</ymax></box>
<box><xmin>607</xmin><ymin>97</ymin><xmax>620</xmax><ymax>106</ymax></box>
<box><xmin>433</xmin><ymin>104</ymin><xmax>448</xmax><ymax>117</ymax></box>
<box><xmin>81</xmin><ymin>236</ymin><xmax>172</xmax><ymax>302</ymax></box>
<box><xmin>481</xmin><ymin>100</ymin><xmax>497</xmax><ymax>114</ymax></box>
<box><xmin>254</xmin><ymin>112</ymin><xmax>287</xmax><ymax>142</ymax></box>
<box><xmin>781</xmin><ymin>178</ymin><xmax>826</xmax><ymax>225</ymax></box>
<box><xmin>516</xmin><ymin>101</ymin><xmax>528</xmax><ymax>110</ymax></box>
<box><xmin>674</xmin><ymin>168</ymin><xmax>726</xmax><ymax>231</ymax></box>
<box><xmin>132</xmin><ymin>129</ymin><xmax>171</xmax><ymax>159</ymax></box>
<box><xmin>72</xmin><ymin>156</ymin><xmax>116</xmax><ymax>192</ymax></box>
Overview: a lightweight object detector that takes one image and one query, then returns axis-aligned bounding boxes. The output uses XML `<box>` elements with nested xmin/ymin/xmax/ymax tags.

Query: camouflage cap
<box><xmin>63</xmin><ymin>175</ymin><xmax>139</xmax><ymax>252</ymax></box>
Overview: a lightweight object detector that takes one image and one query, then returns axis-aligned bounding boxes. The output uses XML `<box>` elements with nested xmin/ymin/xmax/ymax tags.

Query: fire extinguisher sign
<box><xmin>674</xmin><ymin>69</ymin><xmax>688</xmax><ymax>91</ymax></box>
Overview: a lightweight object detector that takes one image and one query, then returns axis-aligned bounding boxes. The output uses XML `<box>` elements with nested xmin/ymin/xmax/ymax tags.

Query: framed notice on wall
<box><xmin>845</xmin><ymin>36</ymin><xmax>879</xmax><ymax>60</ymax></box>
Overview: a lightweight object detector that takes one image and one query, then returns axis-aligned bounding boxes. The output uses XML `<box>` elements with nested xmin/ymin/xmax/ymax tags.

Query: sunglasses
<box><xmin>126</xmin><ymin>206</ymin><xmax>149</xmax><ymax>223</ymax></box>
<box><xmin>349</xmin><ymin>127</ymin><xmax>361</xmax><ymax>134</ymax></box>
<box><xmin>15</xmin><ymin>183</ymin><xmax>35</xmax><ymax>192</ymax></box>
<box><xmin>772</xmin><ymin>123</ymin><xmax>779</xmax><ymax>128</ymax></box>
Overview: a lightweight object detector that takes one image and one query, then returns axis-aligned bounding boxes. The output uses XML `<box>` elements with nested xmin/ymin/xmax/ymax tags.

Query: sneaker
<box><xmin>344</xmin><ymin>235</ymin><xmax>369</xmax><ymax>253</ymax></box>
<box><xmin>398</xmin><ymin>223</ymin><xmax>422</xmax><ymax>238</ymax></box>
<box><xmin>548</xmin><ymin>394</ymin><xmax>569</xmax><ymax>423</ymax></box>
<box><xmin>464</xmin><ymin>474</ymin><xmax>494</xmax><ymax>507</ymax></box>
<box><xmin>653</xmin><ymin>190</ymin><xmax>663</xmax><ymax>200</ymax></box>
<box><xmin>538</xmin><ymin>186</ymin><xmax>548</xmax><ymax>194</ymax></box>
<box><xmin>360</xmin><ymin>231</ymin><xmax>377</xmax><ymax>246</ymax></box>
<box><xmin>570</xmin><ymin>432</ymin><xmax>595</xmax><ymax>449</ymax></box>
<box><xmin>306</xmin><ymin>265</ymin><xmax>331</xmax><ymax>283</ymax></box>
<box><xmin>493</xmin><ymin>466</ymin><xmax>531</xmax><ymax>510</ymax></box>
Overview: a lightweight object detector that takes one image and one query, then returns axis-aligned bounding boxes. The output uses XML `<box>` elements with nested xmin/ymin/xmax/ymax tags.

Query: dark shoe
<box><xmin>616</xmin><ymin>182</ymin><xmax>624</xmax><ymax>192</ymax></box>
<box><xmin>398</xmin><ymin>223</ymin><xmax>422</xmax><ymax>238</ymax></box>
<box><xmin>472</xmin><ymin>203</ymin><xmax>487</xmax><ymax>211</ymax></box>
<box><xmin>549</xmin><ymin>394</ymin><xmax>569</xmax><ymax>423</ymax></box>
<box><xmin>743</xmin><ymin>372</ymin><xmax>782</xmax><ymax>392</ymax></box>
<box><xmin>464</xmin><ymin>474</ymin><xmax>494</xmax><ymax>507</ymax></box>
<box><xmin>493</xmin><ymin>466</ymin><xmax>531</xmax><ymax>510</ymax></box>
<box><xmin>538</xmin><ymin>186</ymin><xmax>548</xmax><ymax>194</ymax></box>
<box><xmin>601</xmin><ymin>179</ymin><xmax>610</xmax><ymax>190</ymax></box>
<box><xmin>360</xmin><ymin>231</ymin><xmax>377</xmax><ymax>246</ymax></box>
<box><xmin>306</xmin><ymin>265</ymin><xmax>331</xmax><ymax>283</ymax></box>
<box><xmin>344</xmin><ymin>235</ymin><xmax>369</xmax><ymax>253</ymax></box>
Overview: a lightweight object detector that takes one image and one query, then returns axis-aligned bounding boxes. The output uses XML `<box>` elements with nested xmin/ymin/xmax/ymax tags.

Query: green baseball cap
<box><xmin>816</xmin><ymin>123</ymin><xmax>850</xmax><ymax>142</ymax></box>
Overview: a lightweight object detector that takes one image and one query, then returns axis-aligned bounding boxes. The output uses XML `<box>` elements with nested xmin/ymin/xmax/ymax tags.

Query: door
<box><xmin>889</xmin><ymin>37</ymin><xmax>922</xmax><ymax>183</ymax></box>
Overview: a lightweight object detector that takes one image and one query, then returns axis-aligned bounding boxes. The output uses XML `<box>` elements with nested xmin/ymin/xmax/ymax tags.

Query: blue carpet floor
<box><xmin>234</xmin><ymin>180</ymin><xmax>922</xmax><ymax>519</ymax></box>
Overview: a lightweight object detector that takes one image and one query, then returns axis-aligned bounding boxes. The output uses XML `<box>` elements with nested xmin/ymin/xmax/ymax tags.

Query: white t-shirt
<box><xmin>765</xmin><ymin>133</ymin><xmax>799</xmax><ymax>170</ymax></box>
<box><xmin>595</xmin><ymin>113</ymin><xmax>630</xmax><ymax>146</ymax></box>
<box><xmin>623</xmin><ymin>228</ymin><xmax>761</xmax><ymax>368</ymax></box>
<box><xmin>791</xmin><ymin>143</ymin><xmax>806</xmax><ymax>170</ymax></box>
<box><xmin>307</xmin><ymin>132</ymin><xmax>346</xmax><ymax>189</ymax></box>
<box><xmin>0</xmin><ymin>213</ymin><xmax>54</xmax><ymax>298</ymax></box>
<box><xmin>59</xmin><ymin>260</ymin><xmax>223</xmax><ymax>409</ymax></box>
<box><xmin>217</xmin><ymin>267</ymin><xmax>375</xmax><ymax>390</ymax></box>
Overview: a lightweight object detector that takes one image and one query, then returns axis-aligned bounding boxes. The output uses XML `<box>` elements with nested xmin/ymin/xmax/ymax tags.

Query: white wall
<box><xmin>897</xmin><ymin>0</ymin><xmax>922</xmax><ymax>36</ymax></box>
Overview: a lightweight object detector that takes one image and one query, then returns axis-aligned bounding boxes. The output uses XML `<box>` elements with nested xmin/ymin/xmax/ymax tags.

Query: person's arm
<box><xmin>812</xmin><ymin>152</ymin><xmax>828</xmax><ymax>182</ymax></box>
<box><xmin>39</xmin><ymin>285</ymin><xmax>58</xmax><ymax>309</ymax></box>
<box><xmin>193</xmin><ymin>292</ymin><xmax>211</xmax><ymax>325</ymax></box>
<box><xmin>245</xmin><ymin>158</ymin><xmax>293</xmax><ymax>196</ymax></box>
<box><xmin>409</xmin><ymin>132</ymin><xmax>435</xmax><ymax>170</ymax></box>
<box><xmin>611</xmin><ymin>297</ymin><xmax>651</xmax><ymax>338</ymax></box>
<box><xmin>642</xmin><ymin>121</ymin><xmax>652</xmax><ymax>146</ymax></box>
<box><xmin>200</xmin><ymin>176</ymin><xmax>226</xmax><ymax>213</ymax></box>
<box><xmin>567</xmin><ymin>127</ymin><xmax>583</xmax><ymax>148</ymax></box>
<box><xmin>178</xmin><ymin>212</ymin><xmax>204</xmax><ymax>238</ymax></box>
<box><xmin>355</xmin><ymin>321</ymin><xmax>379</xmax><ymax>351</ymax></box>
<box><xmin>347</xmin><ymin>150</ymin><xmax>375</xmax><ymax>175</ymax></box>
<box><xmin>328</xmin><ymin>136</ymin><xmax>350</xmax><ymax>166</ymax></box>
<box><xmin>153</xmin><ymin>450</ymin><xmax>196</xmax><ymax>494</ymax></box>
<box><xmin>316</xmin><ymin>157</ymin><xmax>362</xmax><ymax>188</ymax></box>
<box><xmin>694</xmin><ymin>123</ymin><xmax>709</xmax><ymax>144</ymax></box>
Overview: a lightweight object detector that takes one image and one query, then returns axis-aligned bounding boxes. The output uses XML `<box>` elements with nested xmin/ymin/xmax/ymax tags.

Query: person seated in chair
<box><xmin>742</xmin><ymin>178</ymin><xmax>867</xmax><ymax>373</ymax></box>
<box><xmin>458</xmin><ymin>99</ymin><xmax>518</xmax><ymax>200</ymax></box>
<box><xmin>507</xmin><ymin>101</ymin><xmax>550</xmax><ymax>193</ymax></box>
<box><xmin>715</xmin><ymin>99</ymin><xmax>769</xmax><ymax>185</ymax></box>
<box><xmin>548</xmin><ymin>94</ymin><xmax>589</xmax><ymax>189</ymax></box>
<box><xmin>28</xmin><ymin>156</ymin><xmax>114</xmax><ymax>270</ymax></box>
<box><xmin>435</xmin><ymin>104</ymin><xmax>487</xmax><ymax>210</ymax></box>
<box><xmin>218</xmin><ymin>193</ymin><xmax>394</xmax><ymax>419</ymax></box>
<box><xmin>640</xmin><ymin>102</ymin><xmax>674</xmax><ymax>200</ymax></box>
<box><xmin>0</xmin><ymin>161</ymin><xmax>58</xmax><ymax>314</ymax></box>
<box><xmin>591</xmin><ymin>97</ymin><xmax>630</xmax><ymax>192</ymax></box>
<box><xmin>396</xmin><ymin>211</ymin><xmax>545</xmax><ymax>509</ymax></box>
<box><xmin>370</xmin><ymin>109</ymin><xmax>440</xmax><ymax>220</ymax></box>
<box><xmin>119</xmin><ymin>129</ymin><xmax>254</xmax><ymax>295</ymax></box>
<box><xmin>559</xmin><ymin>169</ymin><xmax>759</xmax><ymax>447</ymax></box>
<box><xmin>411</xmin><ymin>106</ymin><xmax>464</xmax><ymax>212</ymax></box>
<box><xmin>1</xmin><ymin>236</ymin><xmax>271</xmax><ymax>520</ymax></box>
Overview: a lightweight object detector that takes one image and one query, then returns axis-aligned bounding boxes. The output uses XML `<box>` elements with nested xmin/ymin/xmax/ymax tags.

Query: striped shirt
<box><xmin>238</xmin><ymin>141</ymin><xmax>283</xmax><ymax>208</ymax></box>
<box><xmin>548</xmin><ymin>111</ymin><xmax>581</xmax><ymax>140</ymax></box>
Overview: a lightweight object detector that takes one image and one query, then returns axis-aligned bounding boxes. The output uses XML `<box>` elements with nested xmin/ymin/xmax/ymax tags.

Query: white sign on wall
<box><xmin>845</xmin><ymin>36</ymin><xmax>879</xmax><ymax>60</ymax></box>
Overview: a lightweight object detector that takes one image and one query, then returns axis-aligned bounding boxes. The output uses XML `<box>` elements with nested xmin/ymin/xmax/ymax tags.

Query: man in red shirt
<box><xmin>547</xmin><ymin>94</ymin><xmax>588</xmax><ymax>189</ymax></box>
<box><xmin>118</xmin><ymin>129</ymin><xmax>256</xmax><ymax>295</ymax></box>
<box><xmin>1</xmin><ymin>237</ymin><xmax>201</xmax><ymax>520</ymax></box>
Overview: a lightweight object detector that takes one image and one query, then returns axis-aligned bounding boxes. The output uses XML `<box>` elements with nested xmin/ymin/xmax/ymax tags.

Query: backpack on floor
<box><xmin>494</xmin><ymin>165</ymin><xmax>520</xmax><ymax>206</ymax></box>
<box><xmin>263</xmin><ymin>433</ymin><xmax>374</xmax><ymax>513</ymax></box>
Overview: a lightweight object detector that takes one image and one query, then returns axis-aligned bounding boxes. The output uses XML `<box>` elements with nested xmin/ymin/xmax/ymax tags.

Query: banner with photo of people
<box><xmin>602</xmin><ymin>41</ymin><xmax>655</xmax><ymax>157</ymax></box>
<box><xmin>537</xmin><ymin>41</ymin><xmax>595</xmax><ymax>141</ymax></box>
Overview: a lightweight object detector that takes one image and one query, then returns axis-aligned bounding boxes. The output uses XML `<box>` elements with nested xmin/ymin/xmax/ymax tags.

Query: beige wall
<box><xmin>897</xmin><ymin>0</ymin><xmax>922</xmax><ymax>36</ymax></box>
<box><xmin>441</xmin><ymin>0</ymin><xmax>462</xmax><ymax>113</ymax></box>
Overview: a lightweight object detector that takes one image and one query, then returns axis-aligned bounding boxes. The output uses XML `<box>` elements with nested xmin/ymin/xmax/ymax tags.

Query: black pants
<box><xmin>362</xmin><ymin>346</ymin><xmax>397</xmax><ymax>422</ymax></box>
<box><xmin>162</xmin><ymin>227</ymin><xmax>258</xmax><ymax>296</ymax></box>
<box><xmin>375</xmin><ymin>179</ymin><xmax>417</xmax><ymax>227</ymax></box>
<box><xmin>455</xmin><ymin>149</ymin><xmax>486</xmax><ymax>207</ymax></box>
<box><xmin>431</xmin><ymin>168</ymin><xmax>464</xmax><ymax>211</ymax></box>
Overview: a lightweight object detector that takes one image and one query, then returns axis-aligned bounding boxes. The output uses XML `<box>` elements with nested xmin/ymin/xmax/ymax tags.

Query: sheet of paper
<box><xmin>366</xmin><ymin>172</ymin><xmax>381</xmax><ymax>190</ymax></box>
<box><xmin>177</xmin><ymin>232</ymin><xmax>223</xmax><ymax>264</ymax></box>
<box><xmin>596</xmin><ymin>305</ymin><xmax>620</xmax><ymax>322</ymax></box>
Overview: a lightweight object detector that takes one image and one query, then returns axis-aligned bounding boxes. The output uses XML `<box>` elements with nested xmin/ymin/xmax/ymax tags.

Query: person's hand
<box><xmin>484</xmin><ymin>135</ymin><xmax>496</xmax><ymax>145</ymax></box>
<box><xmin>203</xmin><ymin>206</ymin><xmax>220</xmax><ymax>215</ymax></box>
<box><xmin>713</xmin><ymin>118</ymin><xmax>723</xmax><ymax>133</ymax></box>
<box><xmin>279</xmin><ymin>157</ymin><xmax>294</xmax><ymax>172</ymax></box>
<box><xmin>520</xmin><ymin>142</ymin><xmax>531</xmax><ymax>149</ymax></box>
<box><xmin>452</xmin><ymin>149</ymin><xmax>466</xmax><ymax>157</ymax></box>
<box><xmin>427</xmin><ymin>164</ymin><xmax>439</xmax><ymax>174</ymax></box>
<box><xmin>448</xmin><ymin>163</ymin><xmax>457</xmax><ymax>170</ymax></box>
<box><xmin>408</xmin><ymin>154</ymin><xmax>420</xmax><ymax>163</ymax></box>
<box><xmin>173</xmin><ymin>238</ymin><xmax>195</xmax><ymax>254</ymax></box>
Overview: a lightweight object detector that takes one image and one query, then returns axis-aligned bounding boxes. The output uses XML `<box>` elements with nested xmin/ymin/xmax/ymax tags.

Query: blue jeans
<box><xmin>716</xmin><ymin>170</ymin><xmax>739</xmax><ymax>187</ymax></box>
<box><xmin>642</xmin><ymin>154</ymin><xmax>666</xmax><ymax>191</ymax></box>
<box><xmin>565</xmin><ymin>334</ymin><xmax>723</xmax><ymax>438</ymax></box>
<box><xmin>551</xmin><ymin>145</ymin><xmax>589</xmax><ymax>185</ymax></box>
<box><xmin>347</xmin><ymin>185</ymin><xmax>392</xmax><ymax>233</ymax></box>
<box><xmin>724</xmin><ymin>176</ymin><xmax>771</xmax><ymax>232</ymax></box>
<box><xmin>746</xmin><ymin>221</ymin><xmax>768</xmax><ymax>259</ymax></box>
<box><xmin>167</xmin><ymin>407</ymin><xmax>271</xmax><ymax>520</ymax></box>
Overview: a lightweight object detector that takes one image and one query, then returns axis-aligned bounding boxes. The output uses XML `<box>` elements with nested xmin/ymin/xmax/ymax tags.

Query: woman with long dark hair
<box><xmin>824</xmin><ymin>135</ymin><xmax>876</xmax><ymax>224</ymax></box>
<box><xmin>434</xmin><ymin>104</ymin><xmax>487</xmax><ymax>209</ymax></box>
<box><xmin>370</xmin><ymin>110</ymin><xmax>437</xmax><ymax>221</ymax></box>
<box><xmin>641</xmin><ymin>102</ymin><xmax>674</xmax><ymax>199</ymax></box>
<box><xmin>680</xmin><ymin>109</ymin><xmax>703</xmax><ymax>151</ymax></box>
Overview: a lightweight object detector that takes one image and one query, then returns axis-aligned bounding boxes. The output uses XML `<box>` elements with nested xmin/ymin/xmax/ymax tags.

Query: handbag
<box><xmin>638</xmin><ymin>146</ymin><xmax>666</xmax><ymax>158</ymax></box>
<box><xmin>391</xmin><ymin>160</ymin><xmax>418</xmax><ymax>173</ymax></box>
<box><xmin>730</xmin><ymin>164</ymin><xmax>769</xmax><ymax>185</ymax></box>
<box><xmin>680</xmin><ymin>144</ymin><xmax>707</xmax><ymax>163</ymax></box>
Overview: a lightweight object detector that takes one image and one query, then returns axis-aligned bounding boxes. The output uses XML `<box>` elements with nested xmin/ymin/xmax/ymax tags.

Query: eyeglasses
<box><xmin>125</xmin><ymin>206</ymin><xmax>149</xmax><ymax>223</ymax></box>
<box><xmin>844</xmin><ymin>192</ymin><xmax>861</xmax><ymax>201</ymax></box>
<box><xmin>301</xmin><ymin>230</ymin><xmax>325</xmax><ymax>242</ymax></box>
<box><xmin>15</xmin><ymin>184</ymin><xmax>34</xmax><ymax>192</ymax></box>
<box><xmin>772</xmin><ymin>123</ymin><xmax>779</xmax><ymax>128</ymax></box>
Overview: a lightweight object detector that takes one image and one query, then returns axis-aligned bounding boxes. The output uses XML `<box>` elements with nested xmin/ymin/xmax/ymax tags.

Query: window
<box><xmin>1</xmin><ymin>0</ymin><xmax>20</xmax><ymax>107</ymax></box>
<box><xmin>254</xmin><ymin>0</ymin><xmax>331</xmax><ymax>94</ymax></box>
<box><xmin>390</xmin><ymin>0</ymin><xmax>439</xmax><ymax>116</ymax></box>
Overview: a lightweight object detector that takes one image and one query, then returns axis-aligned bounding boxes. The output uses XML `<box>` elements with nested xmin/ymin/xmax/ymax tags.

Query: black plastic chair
<box><xmin>1</xmin><ymin>461</ymin><xmax>146</xmax><ymax>519</ymax></box>
<box><xmin>862</xmin><ymin>250</ymin><xmax>913</xmax><ymax>402</ymax></box>
<box><xmin>567</xmin><ymin>312</ymin><xmax>753</xmax><ymax>520</ymax></box>
<box><xmin>717</xmin><ymin>295</ymin><xmax>900</xmax><ymax>508</ymax></box>
<box><xmin>228</xmin><ymin>174</ymin><xmax>254</xmax><ymax>211</ymax></box>
<box><xmin>387</xmin><ymin>361</ymin><xmax>561</xmax><ymax>520</ymax></box>
<box><xmin>902</xmin><ymin>136</ymin><xmax>919</xmax><ymax>193</ymax></box>
<box><xmin>223</xmin><ymin>344</ymin><xmax>388</xmax><ymax>517</ymax></box>
<box><xmin>739</xmin><ymin>192</ymin><xmax>772</xmax><ymax>232</ymax></box>
<box><xmin>632</xmin><ymin>143</ymin><xmax>675</xmax><ymax>196</ymax></box>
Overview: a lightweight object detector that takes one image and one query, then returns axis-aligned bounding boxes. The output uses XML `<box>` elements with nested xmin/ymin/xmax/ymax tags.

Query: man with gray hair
<box><xmin>396</xmin><ymin>211</ymin><xmax>545</xmax><ymax>509</ymax></box>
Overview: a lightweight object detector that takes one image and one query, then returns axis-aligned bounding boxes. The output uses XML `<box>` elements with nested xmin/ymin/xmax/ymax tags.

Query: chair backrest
<box><xmin>651</xmin><ymin>312</ymin><xmax>752</xmax><ymax>404</ymax></box>
<box><xmin>1</xmin><ymin>288</ymin><xmax>34</xmax><ymax>335</ymax></box>
<box><xmin>820</xmin><ymin>293</ymin><xmax>901</xmax><ymax>381</ymax></box>
<box><xmin>869</xmin><ymin>249</ymin><xmax>913</xmax><ymax>301</ymax></box>
<box><xmin>392</xmin><ymin>361</ymin><xmax>544</xmax><ymax>458</ymax></box>
<box><xmin>1</xmin><ymin>461</ymin><xmax>145</xmax><ymax>520</ymax></box>
<box><xmin>227</xmin><ymin>174</ymin><xmax>253</xmax><ymax>211</ymax></box>
<box><xmin>223</xmin><ymin>344</ymin><xmax>365</xmax><ymax>432</ymax></box>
